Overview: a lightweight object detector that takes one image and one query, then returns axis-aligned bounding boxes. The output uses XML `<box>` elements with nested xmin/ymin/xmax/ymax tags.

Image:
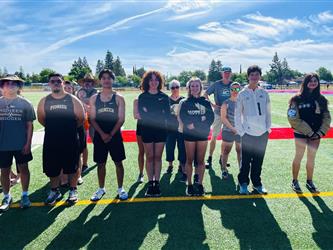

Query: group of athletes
<box><xmin>0</xmin><ymin>64</ymin><xmax>330</xmax><ymax>212</ymax></box>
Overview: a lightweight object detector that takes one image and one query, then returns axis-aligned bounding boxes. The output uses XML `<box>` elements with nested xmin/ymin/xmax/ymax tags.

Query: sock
<box><xmin>51</xmin><ymin>188</ymin><xmax>59</xmax><ymax>192</ymax></box>
<box><xmin>98</xmin><ymin>187</ymin><xmax>105</xmax><ymax>192</ymax></box>
<box><xmin>118</xmin><ymin>187</ymin><xmax>124</xmax><ymax>193</ymax></box>
<box><xmin>69</xmin><ymin>187</ymin><xmax>77</xmax><ymax>191</ymax></box>
<box><xmin>22</xmin><ymin>191</ymin><xmax>29</xmax><ymax>196</ymax></box>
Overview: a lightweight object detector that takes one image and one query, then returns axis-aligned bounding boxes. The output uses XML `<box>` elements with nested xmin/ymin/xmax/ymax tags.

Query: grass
<box><xmin>1</xmin><ymin>90</ymin><xmax>333</xmax><ymax>249</ymax></box>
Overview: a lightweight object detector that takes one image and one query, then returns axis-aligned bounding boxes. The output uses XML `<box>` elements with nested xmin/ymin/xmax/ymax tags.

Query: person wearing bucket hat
<box><xmin>37</xmin><ymin>73</ymin><xmax>85</xmax><ymax>205</ymax></box>
<box><xmin>204</xmin><ymin>65</ymin><xmax>232</xmax><ymax>169</ymax></box>
<box><xmin>77</xmin><ymin>73</ymin><xmax>97</xmax><ymax>173</ymax></box>
<box><xmin>0</xmin><ymin>74</ymin><xmax>36</xmax><ymax>212</ymax></box>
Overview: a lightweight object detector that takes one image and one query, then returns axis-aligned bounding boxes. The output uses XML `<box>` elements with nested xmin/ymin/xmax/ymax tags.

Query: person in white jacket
<box><xmin>235</xmin><ymin>65</ymin><xmax>271</xmax><ymax>195</ymax></box>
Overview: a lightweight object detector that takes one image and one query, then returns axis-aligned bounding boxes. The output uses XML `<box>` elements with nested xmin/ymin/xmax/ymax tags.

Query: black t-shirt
<box><xmin>138</xmin><ymin>91</ymin><xmax>171</xmax><ymax>130</ymax></box>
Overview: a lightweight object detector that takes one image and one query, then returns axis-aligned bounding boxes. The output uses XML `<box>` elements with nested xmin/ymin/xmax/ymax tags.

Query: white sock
<box><xmin>98</xmin><ymin>187</ymin><xmax>105</xmax><ymax>193</ymax></box>
<box><xmin>118</xmin><ymin>187</ymin><xmax>124</xmax><ymax>193</ymax></box>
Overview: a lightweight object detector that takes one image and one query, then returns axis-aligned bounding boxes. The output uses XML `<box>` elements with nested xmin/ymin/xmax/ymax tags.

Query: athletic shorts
<box><xmin>0</xmin><ymin>151</ymin><xmax>33</xmax><ymax>168</ymax></box>
<box><xmin>141</xmin><ymin>126</ymin><xmax>167</xmax><ymax>143</ymax></box>
<box><xmin>212</xmin><ymin>113</ymin><xmax>222</xmax><ymax>137</ymax></box>
<box><xmin>43</xmin><ymin>140</ymin><xmax>80</xmax><ymax>178</ymax></box>
<box><xmin>78</xmin><ymin>126</ymin><xmax>87</xmax><ymax>153</ymax></box>
<box><xmin>222</xmin><ymin>130</ymin><xmax>241</xmax><ymax>143</ymax></box>
<box><xmin>136</xmin><ymin>122</ymin><xmax>143</xmax><ymax>137</ymax></box>
<box><xmin>294</xmin><ymin>132</ymin><xmax>309</xmax><ymax>139</ymax></box>
<box><xmin>93</xmin><ymin>131</ymin><xmax>126</xmax><ymax>164</ymax></box>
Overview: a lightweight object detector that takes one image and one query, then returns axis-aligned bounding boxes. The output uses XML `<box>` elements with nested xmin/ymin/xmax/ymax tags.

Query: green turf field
<box><xmin>1</xmin><ymin>90</ymin><xmax>333</xmax><ymax>249</ymax></box>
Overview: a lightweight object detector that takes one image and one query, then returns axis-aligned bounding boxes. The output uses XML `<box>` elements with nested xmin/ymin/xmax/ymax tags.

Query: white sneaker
<box><xmin>117</xmin><ymin>188</ymin><xmax>128</xmax><ymax>201</ymax></box>
<box><xmin>90</xmin><ymin>189</ymin><xmax>106</xmax><ymax>202</ymax></box>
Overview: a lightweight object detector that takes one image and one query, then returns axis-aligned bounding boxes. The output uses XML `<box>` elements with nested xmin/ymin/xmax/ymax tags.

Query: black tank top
<box><xmin>44</xmin><ymin>94</ymin><xmax>78</xmax><ymax>145</ymax></box>
<box><xmin>95</xmin><ymin>93</ymin><xmax>119</xmax><ymax>133</ymax></box>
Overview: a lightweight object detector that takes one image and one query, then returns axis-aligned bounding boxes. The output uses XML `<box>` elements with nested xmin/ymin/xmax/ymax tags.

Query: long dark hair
<box><xmin>290</xmin><ymin>73</ymin><xmax>328</xmax><ymax>111</ymax></box>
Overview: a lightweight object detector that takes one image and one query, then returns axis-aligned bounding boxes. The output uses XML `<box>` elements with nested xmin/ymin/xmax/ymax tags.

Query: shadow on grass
<box><xmin>205</xmin><ymin>167</ymin><xmax>292</xmax><ymax>250</ymax></box>
<box><xmin>1</xmin><ymin>168</ymin><xmax>297</xmax><ymax>249</ymax></box>
<box><xmin>299</xmin><ymin>195</ymin><xmax>333</xmax><ymax>250</ymax></box>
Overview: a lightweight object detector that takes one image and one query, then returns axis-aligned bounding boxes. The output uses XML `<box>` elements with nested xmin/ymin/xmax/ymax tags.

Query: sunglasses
<box><xmin>171</xmin><ymin>86</ymin><xmax>180</xmax><ymax>90</ymax></box>
<box><xmin>231</xmin><ymin>88</ymin><xmax>240</xmax><ymax>92</ymax></box>
<box><xmin>49</xmin><ymin>80</ymin><xmax>62</xmax><ymax>84</ymax></box>
<box><xmin>3</xmin><ymin>81</ymin><xmax>19</xmax><ymax>86</ymax></box>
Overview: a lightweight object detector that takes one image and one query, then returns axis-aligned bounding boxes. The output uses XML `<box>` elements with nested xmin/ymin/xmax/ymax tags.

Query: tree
<box><xmin>68</xmin><ymin>57</ymin><xmax>92</xmax><ymax>81</ymax></box>
<box><xmin>208</xmin><ymin>59</ymin><xmax>223</xmax><ymax>82</ymax></box>
<box><xmin>128</xmin><ymin>74</ymin><xmax>141</xmax><ymax>87</ymax></box>
<box><xmin>134</xmin><ymin>66</ymin><xmax>146</xmax><ymax>78</ymax></box>
<box><xmin>178</xmin><ymin>71</ymin><xmax>192</xmax><ymax>86</ymax></box>
<box><xmin>231</xmin><ymin>72</ymin><xmax>247</xmax><ymax>84</ymax></box>
<box><xmin>3</xmin><ymin>67</ymin><xmax>8</xmax><ymax>76</ymax></box>
<box><xmin>104</xmin><ymin>50</ymin><xmax>114</xmax><ymax>70</ymax></box>
<box><xmin>15</xmin><ymin>66</ymin><xmax>25</xmax><ymax>80</ymax></box>
<box><xmin>268</xmin><ymin>52</ymin><xmax>283</xmax><ymax>85</ymax></box>
<box><xmin>281</xmin><ymin>58</ymin><xmax>292</xmax><ymax>80</ymax></box>
<box><xmin>95</xmin><ymin>59</ymin><xmax>104</xmax><ymax>77</ymax></box>
<box><xmin>193</xmin><ymin>70</ymin><xmax>207</xmax><ymax>81</ymax></box>
<box><xmin>316</xmin><ymin>67</ymin><xmax>333</xmax><ymax>82</ymax></box>
<box><xmin>30</xmin><ymin>73</ymin><xmax>41</xmax><ymax>83</ymax></box>
<box><xmin>113</xmin><ymin>56</ymin><xmax>126</xmax><ymax>77</ymax></box>
<box><xmin>39</xmin><ymin>68</ymin><xmax>56</xmax><ymax>83</ymax></box>
<box><xmin>115</xmin><ymin>75</ymin><xmax>127</xmax><ymax>86</ymax></box>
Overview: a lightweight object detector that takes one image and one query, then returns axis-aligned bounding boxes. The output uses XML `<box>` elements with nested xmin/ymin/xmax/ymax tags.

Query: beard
<box><xmin>52</xmin><ymin>89</ymin><xmax>61</xmax><ymax>94</ymax></box>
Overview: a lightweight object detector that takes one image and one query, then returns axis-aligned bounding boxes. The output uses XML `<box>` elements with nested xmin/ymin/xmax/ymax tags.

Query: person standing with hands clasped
<box><xmin>235</xmin><ymin>65</ymin><xmax>271</xmax><ymax>195</ymax></box>
<box><xmin>288</xmin><ymin>73</ymin><xmax>331</xmax><ymax>193</ymax></box>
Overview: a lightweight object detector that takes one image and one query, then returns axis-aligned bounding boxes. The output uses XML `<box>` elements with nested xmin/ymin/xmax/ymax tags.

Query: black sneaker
<box><xmin>186</xmin><ymin>185</ymin><xmax>195</xmax><ymax>196</ymax></box>
<box><xmin>145</xmin><ymin>182</ymin><xmax>154</xmax><ymax>197</ymax></box>
<box><xmin>306</xmin><ymin>180</ymin><xmax>319</xmax><ymax>193</ymax></box>
<box><xmin>205</xmin><ymin>156</ymin><xmax>212</xmax><ymax>169</ymax></box>
<box><xmin>82</xmin><ymin>165</ymin><xmax>89</xmax><ymax>173</ymax></box>
<box><xmin>180</xmin><ymin>173</ymin><xmax>187</xmax><ymax>183</ymax></box>
<box><xmin>45</xmin><ymin>189</ymin><xmax>62</xmax><ymax>205</ymax></box>
<box><xmin>153</xmin><ymin>181</ymin><xmax>161</xmax><ymax>197</ymax></box>
<box><xmin>166</xmin><ymin>166</ymin><xmax>173</xmax><ymax>174</ymax></box>
<box><xmin>291</xmin><ymin>180</ymin><xmax>302</xmax><ymax>193</ymax></box>
<box><xmin>194</xmin><ymin>174</ymin><xmax>199</xmax><ymax>184</ymax></box>
<box><xmin>222</xmin><ymin>169</ymin><xmax>229</xmax><ymax>179</ymax></box>
<box><xmin>196</xmin><ymin>184</ymin><xmax>205</xmax><ymax>196</ymax></box>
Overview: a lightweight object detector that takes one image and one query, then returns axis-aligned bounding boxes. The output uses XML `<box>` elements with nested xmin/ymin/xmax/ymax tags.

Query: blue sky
<box><xmin>1</xmin><ymin>0</ymin><xmax>333</xmax><ymax>76</ymax></box>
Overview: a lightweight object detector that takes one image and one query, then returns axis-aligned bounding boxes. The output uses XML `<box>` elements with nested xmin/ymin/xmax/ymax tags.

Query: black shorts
<box><xmin>141</xmin><ymin>126</ymin><xmax>167</xmax><ymax>143</ymax></box>
<box><xmin>222</xmin><ymin>130</ymin><xmax>241</xmax><ymax>143</ymax></box>
<box><xmin>294</xmin><ymin>132</ymin><xmax>309</xmax><ymax>139</ymax></box>
<box><xmin>43</xmin><ymin>141</ymin><xmax>80</xmax><ymax>178</ymax></box>
<box><xmin>136</xmin><ymin>122</ymin><xmax>143</xmax><ymax>136</ymax></box>
<box><xmin>0</xmin><ymin>151</ymin><xmax>33</xmax><ymax>168</ymax></box>
<box><xmin>93</xmin><ymin>131</ymin><xmax>126</xmax><ymax>164</ymax></box>
<box><xmin>78</xmin><ymin>126</ymin><xmax>87</xmax><ymax>153</ymax></box>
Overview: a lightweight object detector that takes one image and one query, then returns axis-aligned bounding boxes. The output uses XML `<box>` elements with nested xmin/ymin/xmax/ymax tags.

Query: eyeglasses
<box><xmin>231</xmin><ymin>88</ymin><xmax>240</xmax><ymax>92</ymax></box>
<box><xmin>171</xmin><ymin>86</ymin><xmax>180</xmax><ymax>90</ymax></box>
<box><xmin>49</xmin><ymin>80</ymin><xmax>62</xmax><ymax>84</ymax></box>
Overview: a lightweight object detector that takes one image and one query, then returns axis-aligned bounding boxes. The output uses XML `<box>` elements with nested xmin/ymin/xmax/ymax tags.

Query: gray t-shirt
<box><xmin>222</xmin><ymin>98</ymin><xmax>236</xmax><ymax>132</ymax></box>
<box><xmin>0</xmin><ymin>96</ymin><xmax>36</xmax><ymax>151</ymax></box>
<box><xmin>206</xmin><ymin>80</ymin><xmax>231</xmax><ymax>115</ymax></box>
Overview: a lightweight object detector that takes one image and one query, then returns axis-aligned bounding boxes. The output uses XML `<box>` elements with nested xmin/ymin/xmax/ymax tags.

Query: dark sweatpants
<box><xmin>238</xmin><ymin>132</ymin><xmax>269</xmax><ymax>187</ymax></box>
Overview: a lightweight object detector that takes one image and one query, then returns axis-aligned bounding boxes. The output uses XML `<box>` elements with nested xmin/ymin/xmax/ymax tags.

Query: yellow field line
<box><xmin>9</xmin><ymin>191</ymin><xmax>333</xmax><ymax>208</ymax></box>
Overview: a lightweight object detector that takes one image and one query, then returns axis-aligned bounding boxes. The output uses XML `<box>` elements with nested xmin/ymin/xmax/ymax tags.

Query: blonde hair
<box><xmin>186</xmin><ymin>77</ymin><xmax>202</xmax><ymax>98</ymax></box>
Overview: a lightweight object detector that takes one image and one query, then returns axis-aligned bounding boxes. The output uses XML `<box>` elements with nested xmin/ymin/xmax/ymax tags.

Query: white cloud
<box><xmin>310</xmin><ymin>11</ymin><xmax>333</xmax><ymax>24</ymax></box>
<box><xmin>36</xmin><ymin>7</ymin><xmax>166</xmax><ymax>56</ymax></box>
<box><xmin>166</xmin><ymin>10</ymin><xmax>210</xmax><ymax>21</ymax></box>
